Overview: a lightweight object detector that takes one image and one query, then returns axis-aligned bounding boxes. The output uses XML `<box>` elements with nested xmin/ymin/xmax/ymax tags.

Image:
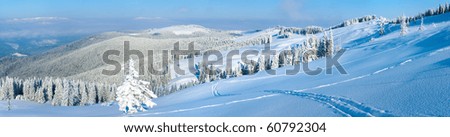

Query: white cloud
<box><xmin>31</xmin><ymin>39</ymin><xmax>58</xmax><ymax>47</ymax></box>
<box><xmin>5</xmin><ymin>42</ymin><xmax>19</xmax><ymax>50</ymax></box>
<box><xmin>6</xmin><ymin>17</ymin><xmax>69</xmax><ymax>24</ymax></box>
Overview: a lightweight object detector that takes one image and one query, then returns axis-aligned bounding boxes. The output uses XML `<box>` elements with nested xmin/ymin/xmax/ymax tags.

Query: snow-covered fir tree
<box><xmin>108</xmin><ymin>84</ymin><xmax>117</xmax><ymax>104</ymax></box>
<box><xmin>51</xmin><ymin>78</ymin><xmax>63</xmax><ymax>106</ymax></box>
<box><xmin>44</xmin><ymin>77</ymin><xmax>54</xmax><ymax>102</ymax></box>
<box><xmin>271</xmin><ymin>52</ymin><xmax>279</xmax><ymax>69</ymax></box>
<box><xmin>35</xmin><ymin>86</ymin><xmax>46</xmax><ymax>103</ymax></box>
<box><xmin>68</xmin><ymin>80</ymin><xmax>80</xmax><ymax>106</ymax></box>
<box><xmin>326</xmin><ymin>28</ymin><xmax>334</xmax><ymax>56</ymax></box>
<box><xmin>87</xmin><ymin>83</ymin><xmax>97</xmax><ymax>105</ymax></box>
<box><xmin>400</xmin><ymin>14</ymin><xmax>408</xmax><ymax>36</ymax></box>
<box><xmin>379</xmin><ymin>22</ymin><xmax>385</xmax><ymax>35</ymax></box>
<box><xmin>318</xmin><ymin>32</ymin><xmax>327</xmax><ymax>57</ymax></box>
<box><xmin>116</xmin><ymin>59</ymin><xmax>158</xmax><ymax>114</ymax></box>
<box><xmin>61</xmin><ymin>79</ymin><xmax>70</xmax><ymax>106</ymax></box>
<box><xmin>419</xmin><ymin>16</ymin><xmax>425</xmax><ymax>31</ymax></box>
<box><xmin>79</xmin><ymin>81</ymin><xmax>89</xmax><ymax>105</ymax></box>
<box><xmin>257</xmin><ymin>54</ymin><xmax>266</xmax><ymax>71</ymax></box>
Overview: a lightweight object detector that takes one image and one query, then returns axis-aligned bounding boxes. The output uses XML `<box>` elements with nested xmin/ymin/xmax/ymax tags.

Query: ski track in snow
<box><xmin>262</xmin><ymin>46</ymin><xmax>448</xmax><ymax>117</ymax></box>
<box><xmin>211</xmin><ymin>81</ymin><xmax>235</xmax><ymax>97</ymax></box>
<box><xmin>262</xmin><ymin>59</ymin><xmax>418</xmax><ymax>117</ymax></box>
<box><xmin>212</xmin><ymin>81</ymin><xmax>221</xmax><ymax>96</ymax></box>
<box><xmin>137</xmin><ymin>59</ymin><xmax>411</xmax><ymax>116</ymax></box>
<box><xmin>265</xmin><ymin>90</ymin><xmax>394</xmax><ymax>117</ymax></box>
<box><xmin>296</xmin><ymin>58</ymin><xmax>413</xmax><ymax>92</ymax></box>
<box><xmin>133</xmin><ymin>94</ymin><xmax>278</xmax><ymax>116</ymax></box>
<box><xmin>132</xmin><ymin>44</ymin><xmax>447</xmax><ymax>116</ymax></box>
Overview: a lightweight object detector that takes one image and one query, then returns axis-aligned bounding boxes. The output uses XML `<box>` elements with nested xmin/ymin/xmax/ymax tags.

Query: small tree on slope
<box><xmin>400</xmin><ymin>14</ymin><xmax>408</xmax><ymax>36</ymax></box>
<box><xmin>116</xmin><ymin>59</ymin><xmax>157</xmax><ymax>114</ymax></box>
<box><xmin>419</xmin><ymin>16</ymin><xmax>425</xmax><ymax>31</ymax></box>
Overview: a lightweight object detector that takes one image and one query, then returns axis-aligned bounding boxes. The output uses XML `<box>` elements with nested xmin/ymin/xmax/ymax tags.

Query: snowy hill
<box><xmin>0</xmin><ymin>25</ymin><xmax>245</xmax><ymax>83</ymax></box>
<box><xmin>1</xmin><ymin>11</ymin><xmax>449</xmax><ymax>116</ymax></box>
<box><xmin>148</xmin><ymin>25</ymin><xmax>212</xmax><ymax>35</ymax></box>
<box><xmin>137</xmin><ymin>13</ymin><xmax>450</xmax><ymax>117</ymax></box>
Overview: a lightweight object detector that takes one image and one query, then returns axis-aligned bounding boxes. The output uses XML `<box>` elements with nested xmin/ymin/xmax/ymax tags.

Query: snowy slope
<box><xmin>1</xmin><ymin>13</ymin><xmax>450</xmax><ymax>117</ymax></box>
<box><xmin>138</xmin><ymin>16</ymin><xmax>450</xmax><ymax>117</ymax></box>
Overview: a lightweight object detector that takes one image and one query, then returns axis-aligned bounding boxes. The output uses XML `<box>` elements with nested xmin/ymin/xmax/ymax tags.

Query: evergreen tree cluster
<box><xmin>277</xmin><ymin>26</ymin><xmax>324</xmax><ymax>38</ymax></box>
<box><xmin>0</xmin><ymin>76</ymin><xmax>116</xmax><ymax>106</ymax></box>
<box><xmin>332</xmin><ymin>3</ymin><xmax>449</xmax><ymax>31</ymax></box>
<box><xmin>332</xmin><ymin>15</ymin><xmax>377</xmax><ymax>29</ymax></box>
<box><xmin>195</xmin><ymin>29</ymin><xmax>336</xmax><ymax>83</ymax></box>
<box><xmin>391</xmin><ymin>3</ymin><xmax>450</xmax><ymax>24</ymax></box>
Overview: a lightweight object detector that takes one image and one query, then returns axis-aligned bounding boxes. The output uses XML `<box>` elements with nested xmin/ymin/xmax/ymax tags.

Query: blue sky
<box><xmin>0</xmin><ymin>0</ymin><xmax>449</xmax><ymax>38</ymax></box>
<box><xmin>1</xmin><ymin>0</ymin><xmax>449</xmax><ymax>19</ymax></box>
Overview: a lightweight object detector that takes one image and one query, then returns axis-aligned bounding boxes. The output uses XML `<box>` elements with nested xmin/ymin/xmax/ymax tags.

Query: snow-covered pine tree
<box><xmin>87</xmin><ymin>83</ymin><xmax>97</xmax><ymax>104</ymax></box>
<box><xmin>235</xmin><ymin>63</ymin><xmax>243</xmax><ymax>77</ymax></box>
<box><xmin>419</xmin><ymin>16</ymin><xmax>425</xmax><ymax>31</ymax></box>
<box><xmin>445</xmin><ymin>3</ymin><xmax>450</xmax><ymax>12</ymax></box>
<box><xmin>2</xmin><ymin>77</ymin><xmax>14</xmax><ymax>101</ymax></box>
<box><xmin>0</xmin><ymin>78</ymin><xmax>5</xmax><ymax>100</ymax></box>
<box><xmin>116</xmin><ymin>59</ymin><xmax>158</xmax><ymax>114</ymax></box>
<box><xmin>278</xmin><ymin>52</ymin><xmax>286</xmax><ymax>67</ymax></box>
<box><xmin>35</xmin><ymin>86</ymin><xmax>46</xmax><ymax>103</ymax></box>
<box><xmin>292</xmin><ymin>45</ymin><xmax>302</xmax><ymax>65</ymax></box>
<box><xmin>271</xmin><ymin>52</ymin><xmax>279</xmax><ymax>69</ymax></box>
<box><xmin>268</xmin><ymin>35</ymin><xmax>272</xmax><ymax>43</ymax></box>
<box><xmin>208</xmin><ymin>65</ymin><xmax>217</xmax><ymax>81</ymax></box>
<box><xmin>51</xmin><ymin>78</ymin><xmax>63</xmax><ymax>106</ymax></box>
<box><xmin>0</xmin><ymin>77</ymin><xmax>13</xmax><ymax>110</ymax></box>
<box><xmin>79</xmin><ymin>81</ymin><xmax>88</xmax><ymax>105</ymax></box>
<box><xmin>103</xmin><ymin>83</ymin><xmax>112</xmax><ymax>103</ymax></box>
<box><xmin>44</xmin><ymin>77</ymin><xmax>54</xmax><ymax>102</ymax></box>
<box><xmin>378</xmin><ymin>16</ymin><xmax>387</xmax><ymax>35</ymax></box>
<box><xmin>68</xmin><ymin>80</ymin><xmax>80</xmax><ymax>106</ymax></box>
<box><xmin>108</xmin><ymin>84</ymin><xmax>117</xmax><ymax>104</ymax></box>
<box><xmin>326</xmin><ymin>28</ymin><xmax>334</xmax><ymax>56</ymax></box>
<box><xmin>379</xmin><ymin>22</ymin><xmax>385</xmax><ymax>35</ymax></box>
<box><xmin>219</xmin><ymin>70</ymin><xmax>227</xmax><ymax>79</ymax></box>
<box><xmin>318</xmin><ymin>33</ymin><xmax>327</xmax><ymax>57</ymax></box>
<box><xmin>400</xmin><ymin>14</ymin><xmax>408</xmax><ymax>36</ymax></box>
<box><xmin>23</xmin><ymin>78</ymin><xmax>35</xmax><ymax>101</ymax></box>
<box><xmin>257</xmin><ymin>54</ymin><xmax>266</xmax><ymax>71</ymax></box>
<box><xmin>96</xmin><ymin>83</ymin><xmax>105</xmax><ymax>103</ymax></box>
<box><xmin>439</xmin><ymin>4</ymin><xmax>445</xmax><ymax>14</ymax></box>
<box><xmin>61</xmin><ymin>79</ymin><xmax>70</xmax><ymax>106</ymax></box>
<box><xmin>306</xmin><ymin>35</ymin><xmax>319</xmax><ymax>61</ymax></box>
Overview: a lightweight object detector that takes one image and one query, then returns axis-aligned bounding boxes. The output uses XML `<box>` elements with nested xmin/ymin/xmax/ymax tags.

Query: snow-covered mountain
<box><xmin>134</xmin><ymin>13</ymin><xmax>450</xmax><ymax>117</ymax></box>
<box><xmin>0</xmin><ymin>6</ymin><xmax>449</xmax><ymax>116</ymax></box>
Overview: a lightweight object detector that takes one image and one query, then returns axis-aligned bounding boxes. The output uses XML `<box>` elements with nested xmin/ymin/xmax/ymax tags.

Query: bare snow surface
<box><xmin>1</xmin><ymin>14</ymin><xmax>450</xmax><ymax>117</ymax></box>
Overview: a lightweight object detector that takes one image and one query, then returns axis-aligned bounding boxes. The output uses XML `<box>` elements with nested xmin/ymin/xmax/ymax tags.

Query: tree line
<box><xmin>391</xmin><ymin>3</ymin><xmax>450</xmax><ymax>25</ymax></box>
<box><xmin>0</xmin><ymin>77</ymin><xmax>116</xmax><ymax>106</ymax></box>
<box><xmin>194</xmin><ymin>29</ymin><xmax>336</xmax><ymax>84</ymax></box>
